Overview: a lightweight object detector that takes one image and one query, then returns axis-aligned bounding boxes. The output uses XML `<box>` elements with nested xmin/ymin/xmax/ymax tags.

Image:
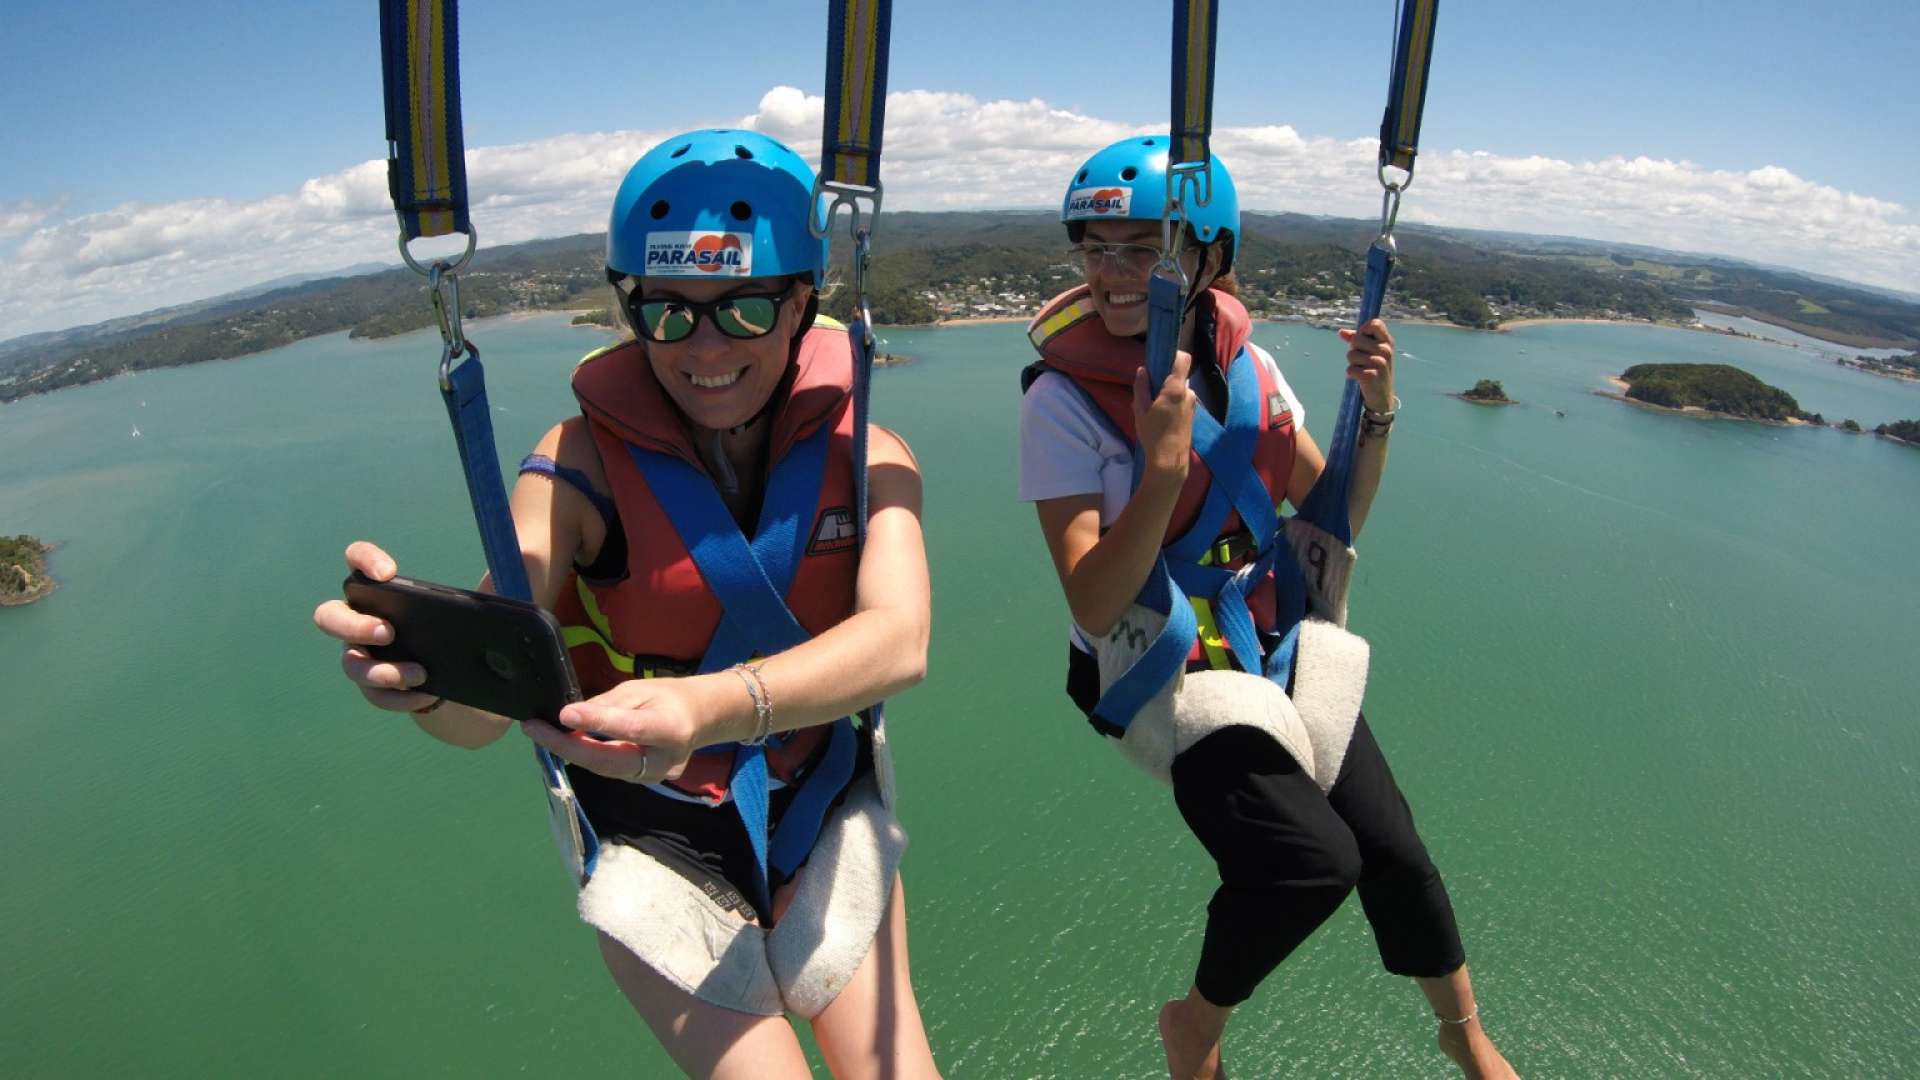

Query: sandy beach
<box><xmin>933</xmin><ymin>315</ymin><xmax>1028</xmax><ymax>327</ymax></box>
<box><xmin>1499</xmin><ymin>316</ymin><xmax>1668</xmax><ymax>332</ymax></box>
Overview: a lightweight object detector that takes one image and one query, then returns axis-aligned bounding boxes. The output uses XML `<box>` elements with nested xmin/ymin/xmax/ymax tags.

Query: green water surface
<box><xmin>2</xmin><ymin>314</ymin><xmax>1916</xmax><ymax>1077</ymax></box>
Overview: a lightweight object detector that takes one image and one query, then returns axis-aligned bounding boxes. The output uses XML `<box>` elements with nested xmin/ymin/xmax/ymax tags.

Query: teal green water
<box><xmin>3</xmin><ymin>313</ymin><xmax>1917</xmax><ymax>1077</ymax></box>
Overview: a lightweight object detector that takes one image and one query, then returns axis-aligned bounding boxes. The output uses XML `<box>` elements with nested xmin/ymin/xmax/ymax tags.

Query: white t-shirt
<box><xmin>1018</xmin><ymin>341</ymin><xmax>1305</xmax><ymax>527</ymax></box>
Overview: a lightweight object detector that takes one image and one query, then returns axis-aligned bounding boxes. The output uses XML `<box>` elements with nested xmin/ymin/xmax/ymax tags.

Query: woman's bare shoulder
<box><xmin>532</xmin><ymin>416</ymin><xmax>609</xmax><ymax>488</ymax></box>
<box><xmin>867</xmin><ymin>424</ymin><xmax>920</xmax><ymax>472</ymax></box>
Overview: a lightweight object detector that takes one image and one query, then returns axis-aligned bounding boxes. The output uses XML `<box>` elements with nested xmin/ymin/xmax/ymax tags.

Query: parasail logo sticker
<box><xmin>1065</xmin><ymin>186</ymin><xmax>1131</xmax><ymax>219</ymax></box>
<box><xmin>645</xmin><ymin>231</ymin><xmax>753</xmax><ymax>276</ymax></box>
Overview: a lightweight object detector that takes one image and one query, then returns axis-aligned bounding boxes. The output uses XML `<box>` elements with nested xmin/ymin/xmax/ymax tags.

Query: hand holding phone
<box><xmin>341</xmin><ymin>570</ymin><xmax>581</xmax><ymax>726</ymax></box>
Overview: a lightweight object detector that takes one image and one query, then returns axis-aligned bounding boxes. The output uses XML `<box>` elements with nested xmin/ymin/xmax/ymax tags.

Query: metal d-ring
<box><xmin>400</xmin><ymin>225</ymin><xmax>476</xmax><ymax>278</ymax></box>
<box><xmin>810</xmin><ymin>178</ymin><xmax>884</xmax><ymax>240</ymax></box>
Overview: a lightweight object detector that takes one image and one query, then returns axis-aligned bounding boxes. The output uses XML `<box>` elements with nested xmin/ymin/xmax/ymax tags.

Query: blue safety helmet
<box><xmin>606</xmin><ymin>129</ymin><xmax>827</xmax><ymax>286</ymax></box>
<box><xmin>1061</xmin><ymin>135</ymin><xmax>1240</xmax><ymax>271</ymax></box>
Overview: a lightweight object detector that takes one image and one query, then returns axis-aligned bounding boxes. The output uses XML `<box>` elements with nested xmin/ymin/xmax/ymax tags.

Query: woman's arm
<box><xmin>1283</xmin><ymin>319</ymin><xmax>1395</xmax><ymax>537</ymax></box>
<box><xmin>415</xmin><ymin>420</ymin><xmax>603</xmax><ymax>747</ymax></box>
<box><xmin>1032</xmin><ymin>352</ymin><xmax>1197</xmax><ymax>638</ymax></box>
<box><xmin>318</xmin><ymin>420</ymin><xmax>600</xmax><ymax>750</ymax></box>
<box><xmin>524</xmin><ymin>425</ymin><xmax>931</xmax><ymax>783</ymax></box>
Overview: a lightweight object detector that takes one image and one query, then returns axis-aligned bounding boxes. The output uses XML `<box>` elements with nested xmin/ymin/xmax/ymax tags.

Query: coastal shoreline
<box><xmin>1450</xmin><ymin>393</ymin><xmax>1519</xmax><ymax>406</ymax></box>
<box><xmin>1836</xmin><ymin>358</ymin><xmax>1920</xmax><ymax>385</ymax></box>
<box><xmin>0</xmin><ymin>580</ymin><xmax>56</xmax><ymax>607</ymax></box>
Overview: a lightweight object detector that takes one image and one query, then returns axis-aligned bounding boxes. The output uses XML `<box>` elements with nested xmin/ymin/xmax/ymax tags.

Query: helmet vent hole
<box><xmin>730</xmin><ymin>200</ymin><xmax>752</xmax><ymax>221</ymax></box>
<box><xmin>1076</xmin><ymin>169</ymin><xmax>1088</xmax><ymax>183</ymax></box>
<box><xmin>1121</xmin><ymin>166</ymin><xmax>1138</xmax><ymax>181</ymax></box>
<box><xmin>735</xmin><ymin>145</ymin><xmax>754</xmax><ymax>159</ymax></box>
<box><xmin>649</xmin><ymin>200</ymin><xmax>670</xmax><ymax>220</ymax></box>
<box><xmin>670</xmin><ymin>144</ymin><xmax>690</xmax><ymax>158</ymax></box>
<box><xmin>1143</xmin><ymin>138</ymin><xmax>1156</xmax><ymax>146</ymax></box>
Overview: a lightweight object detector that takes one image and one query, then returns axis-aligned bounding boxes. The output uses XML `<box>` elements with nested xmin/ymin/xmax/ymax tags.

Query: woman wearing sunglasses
<box><xmin>315</xmin><ymin>130</ymin><xmax>939</xmax><ymax>1078</ymax></box>
<box><xmin>1019</xmin><ymin>137</ymin><xmax>1516</xmax><ymax>1079</ymax></box>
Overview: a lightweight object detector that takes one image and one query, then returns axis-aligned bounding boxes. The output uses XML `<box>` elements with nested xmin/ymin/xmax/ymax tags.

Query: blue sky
<box><xmin>3</xmin><ymin>0</ymin><xmax>1917</xmax><ymax>340</ymax></box>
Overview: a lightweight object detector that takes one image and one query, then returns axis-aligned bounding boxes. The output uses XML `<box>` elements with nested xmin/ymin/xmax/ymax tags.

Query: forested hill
<box><xmin>1619</xmin><ymin>363</ymin><xmax>1810</xmax><ymax>422</ymax></box>
<box><xmin>5</xmin><ymin>212</ymin><xmax>1918</xmax><ymax>403</ymax></box>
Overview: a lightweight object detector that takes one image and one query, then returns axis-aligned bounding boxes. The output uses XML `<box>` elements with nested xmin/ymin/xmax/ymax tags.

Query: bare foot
<box><xmin>1158</xmin><ymin>999</ymin><xmax>1228</xmax><ymax>1080</ymax></box>
<box><xmin>1436</xmin><ymin>1018</ymin><xmax>1518</xmax><ymax>1080</ymax></box>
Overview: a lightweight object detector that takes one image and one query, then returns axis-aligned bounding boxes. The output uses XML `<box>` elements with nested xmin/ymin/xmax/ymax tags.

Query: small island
<box><xmin>1601</xmin><ymin>363</ymin><xmax>1816</xmax><ymax>425</ymax></box>
<box><xmin>0</xmin><ymin>534</ymin><xmax>56</xmax><ymax>607</ymax></box>
<box><xmin>1876</xmin><ymin>420</ymin><xmax>1920</xmax><ymax>448</ymax></box>
<box><xmin>1452</xmin><ymin>378</ymin><xmax>1517</xmax><ymax>406</ymax></box>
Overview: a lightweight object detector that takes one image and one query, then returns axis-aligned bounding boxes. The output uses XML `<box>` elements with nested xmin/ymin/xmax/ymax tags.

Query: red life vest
<box><xmin>1026</xmin><ymin>285</ymin><xmax>1297</xmax><ymax>668</ymax></box>
<box><xmin>553</xmin><ymin>324</ymin><xmax>861</xmax><ymax>801</ymax></box>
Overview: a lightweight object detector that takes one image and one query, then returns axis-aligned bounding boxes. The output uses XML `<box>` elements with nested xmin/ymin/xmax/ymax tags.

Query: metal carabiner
<box><xmin>850</xmin><ymin>226</ymin><xmax>876</xmax><ymax>347</ymax></box>
<box><xmin>1376</xmin><ymin>185</ymin><xmax>1404</xmax><ymax>245</ymax></box>
<box><xmin>428</xmin><ymin>263</ymin><xmax>469</xmax><ymax>391</ymax></box>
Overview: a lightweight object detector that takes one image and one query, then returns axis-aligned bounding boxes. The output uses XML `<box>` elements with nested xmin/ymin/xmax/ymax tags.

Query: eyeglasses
<box><xmin>1069</xmin><ymin>242</ymin><xmax>1166</xmax><ymax>273</ymax></box>
<box><xmin>614</xmin><ymin>281</ymin><xmax>793</xmax><ymax>343</ymax></box>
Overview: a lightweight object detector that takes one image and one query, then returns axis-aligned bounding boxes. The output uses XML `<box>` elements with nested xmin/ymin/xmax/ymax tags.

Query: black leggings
<box><xmin>1171</xmin><ymin>718</ymin><xmax>1465</xmax><ymax>1006</ymax></box>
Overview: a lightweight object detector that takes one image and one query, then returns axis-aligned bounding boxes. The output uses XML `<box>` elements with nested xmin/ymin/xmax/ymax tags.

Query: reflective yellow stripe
<box><xmin>575</xmin><ymin>341</ymin><xmax>625</xmax><ymax>370</ymax></box>
<box><xmin>1191</xmin><ymin>597</ymin><xmax>1231</xmax><ymax>670</ymax></box>
<box><xmin>575</xmin><ymin>575</ymin><xmax>616</xmax><ymax>640</ymax></box>
<box><xmin>1030</xmin><ymin>298</ymin><xmax>1096</xmax><ymax>350</ymax></box>
<box><xmin>563</xmin><ymin>624</ymin><xmax>634</xmax><ymax>674</ymax></box>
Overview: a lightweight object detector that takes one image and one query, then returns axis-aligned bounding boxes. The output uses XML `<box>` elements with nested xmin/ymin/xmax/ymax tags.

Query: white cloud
<box><xmin>0</xmin><ymin>199</ymin><xmax>64</xmax><ymax>245</ymax></box>
<box><xmin>2</xmin><ymin>85</ymin><xmax>1915</xmax><ymax>341</ymax></box>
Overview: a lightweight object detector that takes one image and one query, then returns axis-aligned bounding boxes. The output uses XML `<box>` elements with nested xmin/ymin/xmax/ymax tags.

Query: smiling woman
<box><xmin>312</xmin><ymin>129</ymin><xmax>941</xmax><ymax>1079</ymax></box>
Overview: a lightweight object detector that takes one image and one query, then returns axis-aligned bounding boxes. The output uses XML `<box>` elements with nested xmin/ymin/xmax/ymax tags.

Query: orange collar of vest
<box><xmin>571</xmin><ymin>325</ymin><xmax>854</xmax><ymax>466</ymax></box>
<box><xmin>1025</xmin><ymin>283</ymin><xmax>1253</xmax><ymax>386</ymax></box>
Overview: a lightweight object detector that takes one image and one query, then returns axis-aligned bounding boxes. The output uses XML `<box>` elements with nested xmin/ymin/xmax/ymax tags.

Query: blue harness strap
<box><xmin>1292</xmin><ymin>243</ymin><xmax>1392</xmax><ymax>546</ymax></box>
<box><xmin>441</xmin><ymin>351</ymin><xmax>531</xmax><ymax>601</ymax></box>
<box><xmin>1277</xmin><ymin>0</ymin><xmax>1439</xmax><ymax>645</ymax></box>
<box><xmin>1093</xmin><ymin>276</ymin><xmax>1290</xmax><ymax>729</ymax></box>
<box><xmin>630</xmin><ymin>424</ymin><xmax>861</xmax><ymax>913</ymax></box>
<box><xmin>439</xmin><ymin>349</ymin><xmax>603</xmax><ymax>878</ymax></box>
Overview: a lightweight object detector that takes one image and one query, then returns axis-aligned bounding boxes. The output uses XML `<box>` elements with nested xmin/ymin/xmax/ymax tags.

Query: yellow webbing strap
<box><xmin>1171</xmin><ymin>0</ymin><xmax>1219</xmax><ymax>169</ymax></box>
<box><xmin>379</xmin><ymin>0</ymin><xmax>470</xmax><ymax>241</ymax></box>
<box><xmin>820</xmin><ymin>0</ymin><xmax>892</xmax><ymax>190</ymax></box>
<box><xmin>1380</xmin><ymin>0</ymin><xmax>1439</xmax><ymax>173</ymax></box>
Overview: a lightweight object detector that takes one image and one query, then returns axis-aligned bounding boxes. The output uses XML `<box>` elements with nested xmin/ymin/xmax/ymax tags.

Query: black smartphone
<box><xmin>343</xmin><ymin>571</ymin><xmax>580</xmax><ymax>726</ymax></box>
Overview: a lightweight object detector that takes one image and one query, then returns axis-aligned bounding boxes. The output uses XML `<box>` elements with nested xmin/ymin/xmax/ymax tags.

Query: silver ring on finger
<box><xmin>630</xmin><ymin>751</ymin><xmax>649</xmax><ymax>783</ymax></box>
